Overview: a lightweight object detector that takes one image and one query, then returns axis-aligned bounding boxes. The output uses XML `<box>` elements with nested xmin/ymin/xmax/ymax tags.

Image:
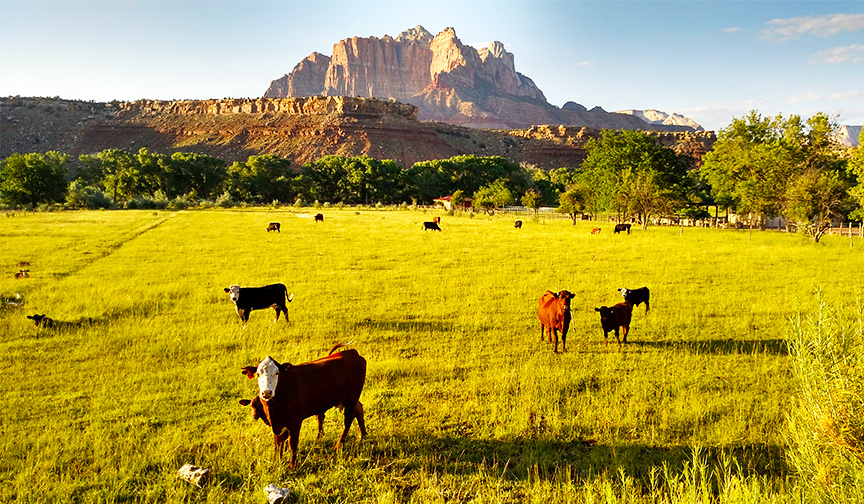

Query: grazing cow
<box><xmin>614</xmin><ymin>223</ymin><xmax>631</xmax><ymax>234</ymax></box>
<box><xmin>267</xmin><ymin>222</ymin><xmax>281</xmax><ymax>233</ymax></box>
<box><xmin>537</xmin><ymin>290</ymin><xmax>574</xmax><ymax>353</ymax></box>
<box><xmin>594</xmin><ymin>302</ymin><xmax>633</xmax><ymax>345</ymax></box>
<box><xmin>239</xmin><ymin>344</ymin><xmax>367</xmax><ymax>467</ymax></box>
<box><xmin>14</xmin><ymin>269</ymin><xmax>30</xmax><ymax>279</ymax></box>
<box><xmin>423</xmin><ymin>222</ymin><xmax>441</xmax><ymax>231</ymax></box>
<box><xmin>27</xmin><ymin>314</ymin><xmax>55</xmax><ymax>328</ymax></box>
<box><xmin>223</xmin><ymin>283</ymin><xmax>294</xmax><ymax>324</ymax></box>
<box><xmin>619</xmin><ymin>287</ymin><xmax>650</xmax><ymax>314</ymax></box>
<box><xmin>591</xmin><ymin>228</ymin><xmax>601</xmax><ymax>235</ymax></box>
<box><xmin>432</xmin><ymin>216</ymin><xmax>441</xmax><ymax>224</ymax></box>
<box><xmin>514</xmin><ymin>220</ymin><xmax>523</xmax><ymax>229</ymax></box>
<box><xmin>315</xmin><ymin>214</ymin><xmax>324</xmax><ymax>222</ymax></box>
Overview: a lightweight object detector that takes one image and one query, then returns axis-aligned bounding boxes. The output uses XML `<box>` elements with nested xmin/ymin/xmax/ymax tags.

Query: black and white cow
<box><xmin>224</xmin><ymin>283</ymin><xmax>294</xmax><ymax>324</ymax></box>
<box><xmin>618</xmin><ymin>287</ymin><xmax>650</xmax><ymax>313</ymax></box>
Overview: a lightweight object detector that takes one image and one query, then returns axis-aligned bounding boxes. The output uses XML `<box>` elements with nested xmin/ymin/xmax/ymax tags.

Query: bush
<box><xmin>786</xmin><ymin>291</ymin><xmax>864</xmax><ymax>503</ymax></box>
<box><xmin>293</xmin><ymin>198</ymin><xmax>305</xmax><ymax>208</ymax></box>
<box><xmin>216</xmin><ymin>191</ymin><xmax>234</xmax><ymax>208</ymax></box>
<box><xmin>65</xmin><ymin>181</ymin><xmax>113</xmax><ymax>210</ymax></box>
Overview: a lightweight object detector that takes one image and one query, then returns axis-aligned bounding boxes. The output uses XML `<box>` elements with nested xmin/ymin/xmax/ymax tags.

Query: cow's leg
<box><xmin>614</xmin><ymin>327</ymin><xmax>621</xmax><ymax>345</ymax></box>
<box><xmin>622</xmin><ymin>325</ymin><xmax>629</xmax><ymax>343</ymax></box>
<box><xmin>645</xmin><ymin>301</ymin><xmax>650</xmax><ymax>314</ymax></box>
<box><xmin>553</xmin><ymin>328</ymin><xmax>559</xmax><ymax>353</ymax></box>
<box><xmin>316</xmin><ymin>413</ymin><xmax>325</xmax><ymax>439</ymax></box>
<box><xmin>540</xmin><ymin>324</ymin><xmax>545</xmax><ymax>342</ymax></box>
<box><xmin>337</xmin><ymin>401</ymin><xmax>358</xmax><ymax>448</ymax></box>
<box><xmin>561</xmin><ymin>327</ymin><xmax>567</xmax><ymax>352</ymax></box>
<box><xmin>355</xmin><ymin>401</ymin><xmax>367</xmax><ymax>438</ymax></box>
<box><xmin>288</xmin><ymin>424</ymin><xmax>302</xmax><ymax>468</ymax></box>
<box><xmin>240</xmin><ymin>309</ymin><xmax>249</xmax><ymax>325</ymax></box>
<box><xmin>274</xmin><ymin>432</ymin><xmax>289</xmax><ymax>460</ymax></box>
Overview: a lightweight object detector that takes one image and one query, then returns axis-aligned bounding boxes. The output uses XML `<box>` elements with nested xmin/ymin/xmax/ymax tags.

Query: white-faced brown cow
<box><xmin>594</xmin><ymin>302</ymin><xmax>633</xmax><ymax>345</ymax></box>
<box><xmin>538</xmin><ymin>290</ymin><xmax>574</xmax><ymax>353</ymax></box>
<box><xmin>239</xmin><ymin>344</ymin><xmax>367</xmax><ymax>467</ymax></box>
<box><xmin>224</xmin><ymin>283</ymin><xmax>294</xmax><ymax>325</ymax></box>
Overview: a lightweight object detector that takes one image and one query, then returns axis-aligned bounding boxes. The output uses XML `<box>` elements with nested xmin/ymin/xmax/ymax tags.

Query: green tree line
<box><xmin>1</xmin><ymin>111</ymin><xmax>862</xmax><ymax>242</ymax></box>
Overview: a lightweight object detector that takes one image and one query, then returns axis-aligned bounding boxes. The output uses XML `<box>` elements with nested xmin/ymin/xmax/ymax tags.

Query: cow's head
<box><xmin>224</xmin><ymin>285</ymin><xmax>241</xmax><ymax>303</ymax></box>
<box><xmin>618</xmin><ymin>288</ymin><xmax>630</xmax><ymax>299</ymax></box>
<box><xmin>241</xmin><ymin>356</ymin><xmax>285</xmax><ymax>401</ymax></box>
<box><xmin>238</xmin><ymin>395</ymin><xmax>270</xmax><ymax>425</ymax></box>
<box><xmin>557</xmin><ymin>290</ymin><xmax>574</xmax><ymax>310</ymax></box>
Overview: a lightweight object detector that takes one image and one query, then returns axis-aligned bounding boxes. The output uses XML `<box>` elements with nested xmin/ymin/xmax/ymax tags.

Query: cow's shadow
<box><xmin>626</xmin><ymin>339</ymin><xmax>788</xmax><ymax>355</ymax></box>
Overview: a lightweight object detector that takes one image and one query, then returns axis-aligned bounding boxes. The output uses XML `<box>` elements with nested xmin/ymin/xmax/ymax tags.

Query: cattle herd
<box><xmin>20</xmin><ymin>214</ymin><xmax>650</xmax><ymax>470</ymax></box>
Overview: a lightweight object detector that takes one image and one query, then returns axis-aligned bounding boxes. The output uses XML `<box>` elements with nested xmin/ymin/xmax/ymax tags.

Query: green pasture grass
<box><xmin>1</xmin><ymin>208</ymin><xmax>861</xmax><ymax>503</ymax></box>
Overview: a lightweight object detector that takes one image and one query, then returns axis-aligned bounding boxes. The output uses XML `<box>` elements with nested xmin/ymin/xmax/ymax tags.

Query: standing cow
<box><xmin>239</xmin><ymin>344</ymin><xmax>367</xmax><ymax>467</ymax></box>
<box><xmin>614</xmin><ymin>223</ymin><xmax>631</xmax><ymax>234</ymax></box>
<box><xmin>267</xmin><ymin>222</ymin><xmax>281</xmax><ymax>233</ymax></box>
<box><xmin>432</xmin><ymin>216</ymin><xmax>441</xmax><ymax>224</ymax></box>
<box><xmin>314</xmin><ymin>214</ymin><xmax>324</xmax><ymax>222</ymax></box>
<box><xmin>538</xmin><ymin>290</ymin><xmax>574</xmax><ymax>353</ymax></box>
<box><xmin>514</xmin><ymin>220</ymin><xmax>522</xmax><ymax>229</ymax></box>
<box><xmin>619</xmin><ymin>287</ymin><xmax>650</xmax><ymax>313</ymax></box>
<box><xmin>223</xmin><ymin>283</ymin><xmax>294</xmax><ymax>324</ymax></box>
<box><xmin>423</xmin><ymin>222</ymin><xmax>441</xmax><ymax>231</ymax></box>
<box><xmin>594</xmin><ymin>302</ymin><xmax>633</xmax><ymax>345</ymax></box>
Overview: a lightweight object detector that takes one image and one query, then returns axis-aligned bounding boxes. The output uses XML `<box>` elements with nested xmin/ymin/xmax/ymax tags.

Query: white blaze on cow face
<box><xmin>257</xmin><ymin>356</ymin><xmax>280</xmax><ymax>401</ymax></box>
<box><xmin>227</xmin><ymin>285</ymin><xmax>241</xmax><ymax>303</ymax></box>
<box><xmin>619</xmin><ymin>288</ymin><xmax>630</xmax><ymax>299</ymax></box>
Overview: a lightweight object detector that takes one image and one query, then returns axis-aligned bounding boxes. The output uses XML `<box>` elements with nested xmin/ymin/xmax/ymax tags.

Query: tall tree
<box><xmin>472</xmin><ymin>179</ymin><xmax>513</xmax><ymax>215</ymax></box>
<box><xmin>78</xmin><ymin>149</ymin><xmax>155</xmax><ymax>204</ymax></box>
<box><xmin>848</xmin><ymin>129</ymin><xmax>864</xmax><ymax>221</ymax></box>
<box><xmin>582</xmin><ymin>129</ymin><xmax>687</xmax><ymax>229</ymax></box>
<box><xmin>557</xmin><ymin>184</ymin><xmax>590</xmax><ymax>225</ymax></box>
<box><xmin>0</xmin><ymin>151</ymin><xmax>69</xmax><ymax>206</ymax></box>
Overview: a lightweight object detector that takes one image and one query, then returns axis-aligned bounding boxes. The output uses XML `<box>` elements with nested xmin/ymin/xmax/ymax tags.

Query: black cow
<box><xmin>224</xmin><ymin>283</ymin><xmax>294</xmax><ymax>324</ymax></box>
<box><xmin>267</xmin><ymin>222</ymin><xmax>280</xmax><ymax>233</ymax></box>
<box><xmin>27</xmin><ymin>314</ymin><xmax>55</xmax><ymax>328</ymax></box>
<box><xmin>514</xmin><ymin>220</ymin><xmax>523</xmax><ymax>229</ymax></box>
<box><xmin>614</xmin><ymin>223</ymin><xmax>631</xmax><ymax>234</ymax></box>
<box><xmin>618</xmin><ymin>287</ymin><xmax>650</xmax><ymax>313</ymax></box>
<box><xmin>423</xmin><ymin>222</ymin><xmax>441</xmax><ymax>231</ymax></box>
<box><xmin>594</xmin><ymin>303</ymin><xmax>633</xmax><ymax>345</ymax></box>
<box><xmin>314</xmin><ymin>214</ymin><xmax>324</xmax><ymax>222</ymax></box>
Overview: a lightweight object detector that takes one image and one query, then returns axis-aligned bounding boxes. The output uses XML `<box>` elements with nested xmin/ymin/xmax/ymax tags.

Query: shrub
<box><xmin>65</xmin><ymin>181</ymin><xmax>113</xmax><ymax>210</ymax></box>
<box><xmin>786</xmin><ymin>291</ymin><xmax>864</xmax><ymax>503</ymax></box>
<box><xmin>215</xmin><ymin>191</ymin><xmax>234</xmax><ymax>208</ymax></box>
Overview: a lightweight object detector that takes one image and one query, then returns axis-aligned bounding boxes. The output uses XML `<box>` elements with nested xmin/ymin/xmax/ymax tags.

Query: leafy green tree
<box><xmin>0</xmin><ymin>151</ymin><xmax>69</xmax><ymax>206</ymax></box>
<box><xmin>557</xmin><ymin>184</ymin><xmax>590</xmax><ymax>225</ymax></box>
<box><xmin>78</xmin><ymin>149</ymin><xmax>155</xmax><ymax>204</ymax></box>
<box><xmin>472</xmin><ymin>179</ymin><xmax>513</xmax><ymax>215</ymax></box>
<box><xmin>583</xmin><ymin>129</ymin><xmax>687</xmax><ymax>229</ymax></box>
<box><xmin>163</xmin><ymin>151</ymin><xmax>227</xmax><ymax>200</ymax></box>
<box><xmin>521</xmin><ymin>189</ymin><xmax>542</xmax><ymax>215</ymax></box>
<box><xmin>786</xmin><ymin>167</ymin><xmax>852</xmax><ymax>243</ymax></box>
<box><xmin>224</xmin><ymin>154</ymin><xmax>293</xmax><ymax>203</ymax></box>
<box><xmin>848</xmin><ymin>129</ymin><xmax>864</xmax><ymax>220</ymax></box>
<box><xmin>406</xmin><ymin>155</ymin><xmax>530</xmax><ymax>204</ymax></box>
<box><xmin>450</xmin><ymin>189</ymin><xmax>466</xmax><ymax>211</ymax></box>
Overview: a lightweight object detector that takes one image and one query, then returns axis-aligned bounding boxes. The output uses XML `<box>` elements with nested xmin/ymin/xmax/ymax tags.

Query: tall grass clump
<box><xmin>786</xmin><ymin>291</ymin><xmax>864</xmax><ymax>502</ymax></box>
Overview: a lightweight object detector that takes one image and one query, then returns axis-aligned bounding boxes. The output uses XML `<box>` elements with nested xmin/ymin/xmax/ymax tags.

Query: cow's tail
<box><xmin>283</xmin><ymin>284</ymin><xmax>294</xmax><ymax>303</ymax></box>
<box><xmin>328</xmin><ymin>341</ymin><xmax>354</xmax><ymax>355</ymax></box>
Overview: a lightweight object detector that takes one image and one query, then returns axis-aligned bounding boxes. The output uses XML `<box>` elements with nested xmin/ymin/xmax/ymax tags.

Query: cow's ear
<box><xmin>239</xmin><ymin>399</ymin><xmax>251</xmax><ymax>406</ymax></box>
<box><xmin>241</xmin><ymin>366</ymin><xmax>257</xmax><ymax>379</ymax></box>
<box><xmin>280</xmin><ymin>363</ymin><xmax>292</xmax><ymax>371</ymax></box>
<box><xmin>224</xmin><ymin>288</ymin><xmax>230</xmax><ymax>293</ymax></box>
<box><xmin>594</xmin><ymin>307</ymin><xmax>601</xmax><ymax>312</ymax></box>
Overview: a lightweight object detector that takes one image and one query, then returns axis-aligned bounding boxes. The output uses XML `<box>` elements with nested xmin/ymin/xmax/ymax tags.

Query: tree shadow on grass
<box><xmin>627</xmin><ymin>339</ymin><xmax>788</xmax><ymax>355</ymax></box>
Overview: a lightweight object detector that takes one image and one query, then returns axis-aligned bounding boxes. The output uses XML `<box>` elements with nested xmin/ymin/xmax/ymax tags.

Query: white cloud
<box><xmin>786</xmin><ymin>89</ymin><xmax>864</xmax><ymax>104</ymax></box>
<box><xmin>578</xmin><ymin>61</ymin><xmax>594</xmax><ymax>67</ymax></box>
<box><xmin>722</xmin><ymin>27</ymin><xmax>740</xmax><ymax>33</ymax></box>
<box><xmin>761</xmin><ymin>13</ymin><xmax>864</xmax><ymax>41</ymax></box>
<box><xmin>809</xmin><ymin>44</ymin><xmax>864</xmax><ymax>64</ymax></box>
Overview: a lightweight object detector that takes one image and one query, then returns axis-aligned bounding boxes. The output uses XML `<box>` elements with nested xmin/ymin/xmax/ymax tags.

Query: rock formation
<box><xmin>0</xmin><ymin>96</ymin><xmax>715</xmax><ymax>172</ymax></box>
<box><xmin>615</xmin><ymin>109</ymin><xmax>703</xmax><ymax>131</ymax></box>
<box><xmin>264</xmin><ymin>26</ymin><xmax>699</xmax><ymax>131</ymax></box>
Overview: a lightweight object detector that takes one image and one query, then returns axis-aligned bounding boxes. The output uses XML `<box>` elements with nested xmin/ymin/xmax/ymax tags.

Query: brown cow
<box><xmin>267</xmin><ymin>222</ymin><xmax>280</xmax><ymax>233</ymax></box>
<box><xmin>591</xmin><ymin>228</ymin><xmax>601</xmax><ymax>235</ymax></box>
<box><xmin>594</xmin><ymin>302</ymin><xmax>633</xmax><ymax>345</ymax></box>
<box><xmin>514</xmin><ymin>220</ymin><xmax>522</xmax><ymax>229</ymax></box>
<box><xmin>538</xmin><ymin>290</ymin><xmax>574</xmax><ymax>353</ymax></box>
<box><xmin>314</xmin><ymin>214</ymin><xmax>324</xmax><ymax>222</ymax></box>
<box><xmin>432</xmin><ymin>216</ymin><xmax>441</xmax><ymax>224</ymax></box>
<box><xmin>240</xmin><ymin>344</ymin><xmax>367</xmax><ymax>467</ymax></box>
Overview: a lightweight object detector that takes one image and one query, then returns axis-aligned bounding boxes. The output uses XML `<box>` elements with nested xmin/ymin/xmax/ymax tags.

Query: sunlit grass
<box><xmin>1</xmin><ymin>208</ymin><xmax>862</xmax><ymax>502</ymax></box>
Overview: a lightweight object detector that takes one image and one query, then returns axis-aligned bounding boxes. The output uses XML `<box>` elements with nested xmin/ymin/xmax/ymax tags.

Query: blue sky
<box><xmin>1</xmin><ymin>0</ymin><xmax>862</xmax><ymax>131</ymax></box>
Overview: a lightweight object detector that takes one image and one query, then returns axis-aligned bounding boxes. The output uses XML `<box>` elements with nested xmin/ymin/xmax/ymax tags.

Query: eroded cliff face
<box><xmin>1</xmin><ymin>96</ymin><xmax>715</xmax><ymax>172</ymax></box>
<box><xmin>264</xmin><ymin>26</ymin><xmax>672</xmax><ymax>131</ymax></box>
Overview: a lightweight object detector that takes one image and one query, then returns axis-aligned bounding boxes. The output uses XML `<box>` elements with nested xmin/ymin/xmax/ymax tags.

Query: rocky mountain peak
<box><xmin>396</xmin><ymin>25</ymin><xmax>434</xmax><ymax>45</ymax></box>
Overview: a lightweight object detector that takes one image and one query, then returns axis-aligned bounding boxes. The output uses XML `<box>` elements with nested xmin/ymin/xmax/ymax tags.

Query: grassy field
<box><xmin>1</xmin><ymin>208</ymin><xmax>862</xmax><ymax>503</ymax></box>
